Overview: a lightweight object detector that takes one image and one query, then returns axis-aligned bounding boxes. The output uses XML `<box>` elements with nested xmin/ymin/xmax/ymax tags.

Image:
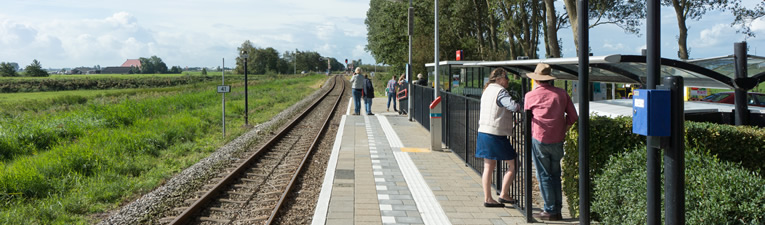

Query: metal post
<box><xmin>577</xmin><ymin>0</ymin><xmax>591</xmax><ymax>223</ymax></box>
<box><xmin>409</xmin><ymin>2</ymin><xmax>414</xmax><ymax>121</ymax></box>
<box><xmin>242</xmin><ymin>51</ymin><xmax>249</xmax><ymax>126</ymax></box>
<box><xmin>222</xmin><ymin>58</ymin><xmax>226</xmax><ymax>138</ymax></box>
<box><xmin>734</xmin><ymin>42</ymin><xmax>749</xmax><ymax>125</ymax></box>
<box><xmin>524</xmin><ymin>110</ymin><xmax>533</xmax><ymax>222</ymax></box>
<box><xmin>664</xmin><ymin>76</ymin><xmax>685</xmax><ymax>225</ymax></box>
<box><xmin>646</xmin><ymin>0</ymin><xmax>661</xmax><ymax>224</ymax></box>
<box><xmin>434</xmin><ymin>0</ymin><xmax>439</xmax><ymax>99</ymax></box>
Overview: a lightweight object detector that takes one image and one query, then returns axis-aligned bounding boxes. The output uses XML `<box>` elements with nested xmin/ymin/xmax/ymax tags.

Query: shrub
<box><xmin>593</xmin><ymin>147</ymin><xmax>765</xmax><ymax>224</ymax></box>
<box><xmin>563</xmin><ymin>115</ymin><xmax>765</xmax><ymax>218</ymax></box>
<box><xmin>562</xmin><ymin>115</ymin><xmax>644</xmax><ymax>218</ymax></box>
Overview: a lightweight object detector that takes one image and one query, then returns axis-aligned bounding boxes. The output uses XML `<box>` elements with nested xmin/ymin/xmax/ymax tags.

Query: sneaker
<box><xmin>367</xmin><ymin>113</ymin><xmax>375</xmax><ymax>115</ymax></box>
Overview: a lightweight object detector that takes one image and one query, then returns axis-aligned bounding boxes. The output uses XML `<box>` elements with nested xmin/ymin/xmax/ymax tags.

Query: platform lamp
<box><xmin>241</xmin><ymin>50</ymin><xmax>249</xmax><ymax>126</ymax></box>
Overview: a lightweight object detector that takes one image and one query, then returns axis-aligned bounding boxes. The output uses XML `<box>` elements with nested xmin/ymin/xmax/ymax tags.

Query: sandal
<box><xmin>498</xmin><ymin>197</ymin><xmax>517</xmax><ymax>204</ymax></box>
<box><xmin>483</xmin><ymin>202</ymin><xmax>505</xmax><ymax>208</ymax></box>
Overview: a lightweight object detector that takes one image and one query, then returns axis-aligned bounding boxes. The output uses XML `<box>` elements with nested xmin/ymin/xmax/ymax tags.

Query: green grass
<box><xmin>0</xmin><ymin>72</ymin><xmax>237</xmax><ymax>80</ymax></box>
<box><xmin>0</xmin><ymin>74</ymin><xmax>326</xmax><ymax>224</ymax></box>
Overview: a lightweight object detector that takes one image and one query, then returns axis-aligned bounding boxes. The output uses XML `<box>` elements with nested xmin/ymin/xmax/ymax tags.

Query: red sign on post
<box><xmin>456</xmin><ymin>50</ymin><xmax>463</xmax><ymax>61</ymax></box>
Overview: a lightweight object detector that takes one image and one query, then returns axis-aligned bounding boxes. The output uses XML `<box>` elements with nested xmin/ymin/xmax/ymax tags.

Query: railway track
<box><xmin>160</xmin><ymin>75</ymin><xmax>346</xmax><ymax>225</ymax></box>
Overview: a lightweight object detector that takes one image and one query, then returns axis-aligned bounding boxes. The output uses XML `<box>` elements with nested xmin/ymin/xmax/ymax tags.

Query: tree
<box><xmin>562</xmin><ymin>0</ymin><xmax>646</xmax><ymax>53</ymax></box>
<box><xmin>201</xmin><ymin>68</ymin><xmax>208</xmax><ymax>75</ymax></box>
<box><xmin>543</xmin><ymin>0</ymin><xmax>563</xmax><ymax>58</ymax></box>
<box><xmin>235</xmin><ymin>40</ymin><xmax>256</xmax><ymax>75</ymax></box>
<box><xmin>663</xmin><ymin>0</ymin><xmax>765</xmax><ymax>59</ymax></box>
<box><xmin>138</xmin><ymin>56</ymin><xmax>169</xmax><ymax>74</ymax></box>
<box><xmin>0</xmin><ymin>62</ymin><xmax>19</xmax><ymax>77</ymax></box>
<box><xmin>169</xmin><ymin>66</ymin><xmax>182</xmax><ymax>74</ymax></box>
<box><xmin>24</xmin><ymin>59</ymin><xmax>49</xmax><ymax>77</ymax></box>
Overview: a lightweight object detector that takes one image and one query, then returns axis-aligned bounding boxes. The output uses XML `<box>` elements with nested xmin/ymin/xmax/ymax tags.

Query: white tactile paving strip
<box><xmin>364</xmin><ymin>115</ymin><xmax>427</xmax><ymax>224</ymax></box>
<box><xmin>377</xmin><ymin>115</ymin><xmax>452</xmax><ymax>225</ymax></box>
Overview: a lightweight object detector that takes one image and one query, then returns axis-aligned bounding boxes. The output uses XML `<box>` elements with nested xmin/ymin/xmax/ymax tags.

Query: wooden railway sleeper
<box><xmin>199</xmin><ymin>217</ymin><xmax>231</xmax><ymax>223</ymax></box>
<box><xmin>219</xmin><ymin>199</ymin><xmax>247</xmax><ymax>204</ymax></box>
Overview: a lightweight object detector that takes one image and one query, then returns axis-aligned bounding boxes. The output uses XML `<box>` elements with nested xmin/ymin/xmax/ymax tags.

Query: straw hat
<box><xmin>526</xmin><ymin>63</ymin><xmax>556</xmax><ymax>81</ymax></box>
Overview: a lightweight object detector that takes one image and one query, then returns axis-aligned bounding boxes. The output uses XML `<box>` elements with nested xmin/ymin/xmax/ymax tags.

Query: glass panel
<box><xmin>753</xmin><ymin>94</ymin><xmax>765</xmax><ymax>106</ymax></box>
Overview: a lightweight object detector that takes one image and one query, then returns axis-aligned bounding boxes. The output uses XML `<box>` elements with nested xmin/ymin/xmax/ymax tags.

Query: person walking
<box><xmin>476</xmin><ymin>68</ymin><xmax>521</xmax><ymax>208</ymax></box>
<box><xmin>524</xmin><ymin>63</ymin><xmax>578</xmax><ymax>221</ymax></box>
<box><xmin>386</xmin><ymin>75</ymin><xmax>398</xmax><ymax>112</ymax></box>
<box><xmin>362</xmin><ymin>74</ymin><xmax>375</xmax><ymax>115</ymax></box>
<box><xmin>349</xmin><ymin>67</ymin><xmax>365</xmax><ymax>115</ymax></box>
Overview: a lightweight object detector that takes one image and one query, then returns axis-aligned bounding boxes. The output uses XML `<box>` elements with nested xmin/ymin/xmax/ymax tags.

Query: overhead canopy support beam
<box><xmin>621</xmin><ymin>55</ymin><xmax>735</xmax><ymax>88</ymax></box>
<box><xmin>589</xmin><ymin>63</ymin><xmax>643</xmax><ymax>84</ymax></box>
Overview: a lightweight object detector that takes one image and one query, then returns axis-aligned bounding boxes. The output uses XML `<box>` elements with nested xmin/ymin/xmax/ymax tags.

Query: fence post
<box><xmin>524</xmin><ymin>110</ymin><xmax>533</xmax><ymax>222</ymax></box>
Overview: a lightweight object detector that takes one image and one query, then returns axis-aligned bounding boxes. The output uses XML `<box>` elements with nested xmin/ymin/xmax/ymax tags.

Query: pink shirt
<box><xmin>523</xmin><ymin>83</ymin><xmax>578</xmax><ymax>144</ymax></box>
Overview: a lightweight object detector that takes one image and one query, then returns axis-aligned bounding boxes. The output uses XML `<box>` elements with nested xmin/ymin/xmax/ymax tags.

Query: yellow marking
<box><xmin>400</xmin><ymin>147</ymin><xmax>431</xmax><ymax>153</ymax></box>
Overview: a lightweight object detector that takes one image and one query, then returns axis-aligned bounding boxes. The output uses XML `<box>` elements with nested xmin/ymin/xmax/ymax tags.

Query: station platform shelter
<box><xmin>310</xmin><ymin>96</ymin><xmax>569</xmax><ymax>225</ymax></box>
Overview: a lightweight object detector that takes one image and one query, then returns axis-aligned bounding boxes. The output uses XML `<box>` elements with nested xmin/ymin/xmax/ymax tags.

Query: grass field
<box><xmin>0</xmin><ymin>71</ymin><xmax>237</xmax><ymax>80</ymax></box>
<box><xmin>0</xmin><ymin>74</ymin><xmax>326</xmax><ymax>224</ymax></box>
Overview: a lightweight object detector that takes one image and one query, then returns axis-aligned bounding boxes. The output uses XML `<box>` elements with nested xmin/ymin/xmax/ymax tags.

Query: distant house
<box><xmin>102</xmin><ymin>67</ymin><xmax>133</xmax><ymax>74</ymax></box>
<box><xmin>70</xmin><ymin>67</ymin><xmax>99</xmax><ymax>74</ymax></box>
<box><xmin>121</xmin><ymin>59</ymin><xmax>141</xmax><ymax>68</ymax></box>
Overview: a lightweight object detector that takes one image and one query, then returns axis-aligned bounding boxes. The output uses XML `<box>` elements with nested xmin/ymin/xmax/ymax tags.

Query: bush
<box><xmin>562</xmin><ymin>115</ymin><xmax>644</xmax><ymax>218</ymax></box>
<box><xmin>563</xmin><ymin>115</ymin><xmax>765</xmax><ymax>218</ymax></box>
<box><xmin>593</xmin><ymin>147</ymin><xmax>765</xmax><ymax>224</ymax></box>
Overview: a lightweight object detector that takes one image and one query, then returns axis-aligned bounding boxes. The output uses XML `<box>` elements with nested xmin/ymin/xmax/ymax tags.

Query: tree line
<box><xmin>366</xmin><ymin>0</ymin><xmax>765</xmax><ymax>76</ymax></box>
<box><xmin>1</xmin><ymin>60</ymin><xmax>49</xmax><ymax>77</ymax></box>
<box><xmin>234</xmin><ymin>40</ymin><xmax>346</xmax><ymax>75</ymax></box>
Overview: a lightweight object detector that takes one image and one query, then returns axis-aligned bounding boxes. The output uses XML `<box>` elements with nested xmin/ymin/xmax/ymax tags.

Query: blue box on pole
<box><xmin>632</xmin><ymin>89</ymin><xmax>671</xmax><ymax>136</ymax></box>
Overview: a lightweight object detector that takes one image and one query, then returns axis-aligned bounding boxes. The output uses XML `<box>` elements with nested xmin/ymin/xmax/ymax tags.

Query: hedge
<box><xmin>593</xmin><ymin>147</ymin><xmax>764</xmax><ymax>224</ymax></box>
<box><xmin>0</xmin><ymin>76</ymin><xmax>215</xmax><ymax>93</ymax></box>
<box><xmin>563</xmin><ymin>115</ymin><xmax>765</xmax><ymax>219</ymax></box>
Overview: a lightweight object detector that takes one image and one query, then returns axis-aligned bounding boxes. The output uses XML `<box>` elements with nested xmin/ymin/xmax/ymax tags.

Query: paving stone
<box><xmin>395</xmin><ymin>216</ymin><xmax>423</xmax><ymax>224</ymax></box>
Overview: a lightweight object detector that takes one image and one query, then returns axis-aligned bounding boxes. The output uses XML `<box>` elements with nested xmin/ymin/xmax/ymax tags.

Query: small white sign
<box><xmin>217</xmin><ymin>85</ymin><xmax>231</xmax><ymax>93</ymax></box>
<box><xmin>634</xmin><ymin>99</ymin><xmax>645</xmax><ymax>108</ymax></box>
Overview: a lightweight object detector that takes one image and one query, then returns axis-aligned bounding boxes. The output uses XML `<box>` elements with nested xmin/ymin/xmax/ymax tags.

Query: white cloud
<box><xmin>352</xmin><ymin>44</ymin><xmax>367</xmax><ymax>61</ymax></box>
<box><xmin>316</xmin><ymin>22</ymin><xmax>337</xmax><ymax>41</ymax></box>
<box><xmin>695</xmin><ymin>24</ymin><xmax>733</xmax><ymax>48</ymax></box>
<box><xmin>751</xmin><ymin>17</ymin><xmax>765</xmax><ymax>33</ymax></box>
<box><xmin>602</xmin><ymin>42</ymin><xmax>625</xmax><ymax>51</ymax></box>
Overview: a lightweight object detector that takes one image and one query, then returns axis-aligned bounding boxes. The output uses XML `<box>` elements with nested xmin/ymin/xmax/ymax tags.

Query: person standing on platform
<box><xmin>415</xmin><ymin>73</ymin><xmax>427</xmax><ymax>86</ymax></box>
<box><xmin>476</xmin><ymin>68</ymin><xmax>521</xmax><ymax>208</ymax></box>
<box><xmin>524</xmin><ymin>63</ymin><xmax>578</xmax><ymax>221</ymax></box>
<box><xmin>397</xmin><ymin>75</ymin><xmax>408</xmax><ymax>115</ymax></box>
<box><xmin>362</xmin><ymin>74</ymin><xmax>375</xmax><ymax>115</ymax></box>
<box><xmin>386</xmin><ymin>75</ymin><xmax>398</xmax><ymax>112</ymax></box>
<box><xmin>349</xmin><ymin>67</ymin><xmax>365</xmax><ymax>115</ymax></box>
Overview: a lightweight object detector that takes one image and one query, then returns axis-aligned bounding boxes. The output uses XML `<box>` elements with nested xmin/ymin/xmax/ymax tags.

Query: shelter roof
<box><xmin>426</xmin><ymin>55</ymin><xmax>765</xmax><ymax>89</ymax></box>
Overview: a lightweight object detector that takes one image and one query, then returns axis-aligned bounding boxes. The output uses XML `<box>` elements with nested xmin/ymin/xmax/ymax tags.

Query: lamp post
<box><xmin>241</xmin><ymin>50</ymin><xmax>249</xmax><ymax>126</ymax></box>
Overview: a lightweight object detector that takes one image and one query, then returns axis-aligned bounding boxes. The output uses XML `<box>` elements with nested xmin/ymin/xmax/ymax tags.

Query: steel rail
<box><xmin>169</xmin><ymin>76</ymin><xmax>341</xmax><ymax>225</ymax></box>
<box><xmin>266</xmin><ymin>75</ymin><xmax>345</xmax><ymax>224</ymax></box>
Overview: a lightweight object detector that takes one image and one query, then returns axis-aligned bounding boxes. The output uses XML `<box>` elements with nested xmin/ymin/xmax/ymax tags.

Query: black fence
<box><xmin>410</xmin><ymin>84</ymin><xmax>534</xmax><ymax>222</ymax></box>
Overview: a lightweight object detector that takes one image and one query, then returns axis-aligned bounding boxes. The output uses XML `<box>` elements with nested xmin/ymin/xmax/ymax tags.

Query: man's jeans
<box><xmin>387</xmin><ymin>92</ymin><xmax>397</xmax><ymax>110</ymax></box>
<box><xmin>364</xmin><ymin>97</ymin><xmax>373</xmax><ymax>114</ymax></box>
<box><xmin>531</xmin><ymin>138</ymin><xmax>564</xmax><ymax>214</ymax></box>
<box><xmin>352</xmin><ymin>89</ymin><xmax>362</xmax><ymax>114</ymax></box>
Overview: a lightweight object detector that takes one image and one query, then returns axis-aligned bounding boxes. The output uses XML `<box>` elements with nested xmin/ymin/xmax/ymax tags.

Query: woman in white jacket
<box><xmin>476</xmin><ymin>68</ymin><xmax>520</xmax><ymax>207</ymax></box>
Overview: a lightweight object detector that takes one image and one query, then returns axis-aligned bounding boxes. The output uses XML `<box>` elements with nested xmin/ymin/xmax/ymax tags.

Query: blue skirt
<box><xmin>475</xmin><ymin>132</ymin><xmax>517</xmax><ymax>161</ymax></box>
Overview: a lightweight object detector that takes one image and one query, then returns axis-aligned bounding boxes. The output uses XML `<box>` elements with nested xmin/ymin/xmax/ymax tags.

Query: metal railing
<box><xmin>410</xmin><ymin>84</ymin><xmax>533</xmax><ymax>222</ymax></box>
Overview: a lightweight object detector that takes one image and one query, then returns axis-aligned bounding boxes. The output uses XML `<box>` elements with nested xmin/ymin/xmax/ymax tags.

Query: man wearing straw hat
<box><xmin>524</xmin><ymin>63</ymin><xmax>578</xmax><ymax>221</ymax></box>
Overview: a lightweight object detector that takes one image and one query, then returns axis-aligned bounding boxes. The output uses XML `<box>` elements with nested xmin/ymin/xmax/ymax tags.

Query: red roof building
<box><xmin>121</xmin><ymin>59</ymin><xmax>141</xmax><ymax>68</ymax></box>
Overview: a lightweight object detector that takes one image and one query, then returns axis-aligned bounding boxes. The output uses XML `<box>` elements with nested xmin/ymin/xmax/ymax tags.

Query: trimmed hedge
<box><xmin>0</xmin><ymin>76</ymin><xmax>214</xmax><ymax>93</ymax></box>
<box><xmin>593</xmin><ymin>147</ymin><xmax>764</xmax><ymax>224</ymax></box>
<box><xmin>563</xmin><ymin>115</ymin><xmax>765</xmax><ymax>219</ymax></box>
<box><xmin>562</xmin><ymin>115</ymin><xmax>644</xmax><ymax>218</ymax></box>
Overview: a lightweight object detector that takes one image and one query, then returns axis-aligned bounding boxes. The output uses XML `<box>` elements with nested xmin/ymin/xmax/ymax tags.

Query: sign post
<box><xmin>218</xmin><ymin>58</ymin><xmax>231</xmax><ymax>138</ymax></box>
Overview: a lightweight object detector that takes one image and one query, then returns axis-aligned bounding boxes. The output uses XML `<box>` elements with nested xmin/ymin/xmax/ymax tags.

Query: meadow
<box><xmin>0</xmin><ymin>74</ymin><xmax>325</xmax><ymax>224</ymax></box>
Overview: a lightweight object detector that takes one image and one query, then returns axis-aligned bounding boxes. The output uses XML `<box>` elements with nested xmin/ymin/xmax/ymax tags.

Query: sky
<box><xmin>0</xmin><ymin>0</ymin><xmax>764</xmax><ymax>69</ymax></box>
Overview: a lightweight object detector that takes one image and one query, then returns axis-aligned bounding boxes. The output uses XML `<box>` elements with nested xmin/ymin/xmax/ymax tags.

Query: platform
<box><xmin>311</xmin><ymin>97</ymin><xmax>576</xmax><ymax>225</ymax></box>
